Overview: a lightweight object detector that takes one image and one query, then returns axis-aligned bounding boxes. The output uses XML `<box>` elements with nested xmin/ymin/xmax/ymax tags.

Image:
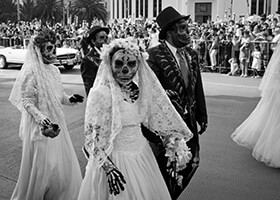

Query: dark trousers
<box><xmin>142</xmin><ymin>124</ymin><xmax>200</xmax><ymax>200</ymax></box>
<box><xmin>82</xmin><ymin>77</ymin><xmax>94</xmax><ymax>96</ymax></box>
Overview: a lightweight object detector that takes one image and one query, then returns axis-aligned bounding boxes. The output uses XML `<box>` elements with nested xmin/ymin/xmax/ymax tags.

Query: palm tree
<box><xmin>20</xmin><ymin>0</ymin><xmax>36</xmax><ymax>21</ymax></box>
<box><xmin>34</xmin><ymin>0</ymin><xmax>63</xmax><ymax>25</ymax></box>
<box><xmin>74</xmin><ymin>0</ymin><xmax>108</xmax><ymax>24</ymax></box>
<box><xmin>0</xmin><ymin>0</ymin><xmax>17</xmax><ymax>22</ymax></box>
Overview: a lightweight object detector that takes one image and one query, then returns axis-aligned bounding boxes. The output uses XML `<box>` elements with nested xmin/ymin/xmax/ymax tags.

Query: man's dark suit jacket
<box><xmin>80</xmin><ymin>47</ymin><xmax>101</xmax><ymax>96</ymax></box>
<box><xmin>145</xmin><ymin>41</ymin><xmax>208</xmax><ymax>199</ymax></box>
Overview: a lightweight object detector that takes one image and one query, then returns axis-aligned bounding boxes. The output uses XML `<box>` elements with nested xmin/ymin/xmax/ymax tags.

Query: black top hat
<box><xmin>87</xmin><ymin>25</ymin><xmax>109</xmax><ymax>42</ymax></box>
<box><xmin>156</xmin><ymin>6</ymin><xmax>190</xmax><ymax>40</ymax></box>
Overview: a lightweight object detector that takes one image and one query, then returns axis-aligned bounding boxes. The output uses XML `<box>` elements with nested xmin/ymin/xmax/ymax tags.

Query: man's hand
<box><xmin>102</xmin><ymin>158</ymin><xmax>126</xmax><ymax>195</ymax></box>
<box><xmin>198</xmin><ymin>122</ymin><xmax>207</xmax><ymax>135</ymax></box>
<box><xmin>69</xmin><ymin>94</ymin><xmax>84</xmax><ymax>103</ymax></box>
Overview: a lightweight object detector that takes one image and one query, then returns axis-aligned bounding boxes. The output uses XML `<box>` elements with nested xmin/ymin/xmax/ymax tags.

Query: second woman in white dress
<box><xmin>78</xmin><ymin>38</ymin><xmax>193</xmax><ymax>200</ymax></box>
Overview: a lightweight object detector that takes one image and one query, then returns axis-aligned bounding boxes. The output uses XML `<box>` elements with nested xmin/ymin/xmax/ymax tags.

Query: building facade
<box><xmin>107</xmin><ymin>0</ymin><xmax>280</xmax><ymax>23</ymax></box>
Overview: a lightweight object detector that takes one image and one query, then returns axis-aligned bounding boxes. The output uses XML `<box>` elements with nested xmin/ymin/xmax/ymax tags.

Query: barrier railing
<box><xmin>0</xmin><ymin>36</ymin><xmax>25</xmax><ymax>47</ymax></box>
<box><xmin>193</xmin><ymin>39</ymin><xmax>277</xmax><ymax>74</ymax></box>
<box><xmin>193</xmin><ymin>39</ymin><xmax>232</xmax><ymax>72</ymax></box>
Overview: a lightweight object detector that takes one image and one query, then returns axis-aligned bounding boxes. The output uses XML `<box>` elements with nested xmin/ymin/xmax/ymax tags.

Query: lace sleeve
<box><xmin>21</xmin><ymin>71</ymin><xmax>46</xmax><ymax>123</ymax></box>
<box><xmin>84</xmin><ymin>87</ymin><xmax>112</xmax><ymax>163</ymax></box>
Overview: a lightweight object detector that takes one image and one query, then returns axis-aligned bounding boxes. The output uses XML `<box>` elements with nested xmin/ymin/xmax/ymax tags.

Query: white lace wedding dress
<box><xmin>78</xmin><ymin>99</ymin><xmax>171</xmax><ymax>200</ymax></box>
<box><xmin>10</xmin><ymin>65</ymin><xmax>82</xmax><ymax>200</ymax></box>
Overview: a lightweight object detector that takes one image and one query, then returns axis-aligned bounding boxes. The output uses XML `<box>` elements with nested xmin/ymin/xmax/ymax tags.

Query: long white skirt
<box><xmin>11</xmin><ymin>113</ymin><xmax>82</xmax><ymax>200</ymax></box>
<box><xmin>78</xmin><ymin>127</ymin><xmax>171</xmax><ymax>200</ymax></box>
<box><xmin>231</xmin><ymin>90</ymin><xmax>280</xmax><ymax>168</ymax></box>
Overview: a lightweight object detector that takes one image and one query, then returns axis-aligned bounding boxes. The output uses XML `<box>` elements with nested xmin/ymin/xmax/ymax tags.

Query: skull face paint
<box><xmin>111</xmin><ymin>50</ymin><xmax>139</xmax><ymax>86</ymax></box>
<box><xmin>40</xmin><ymin>42</ymin><xmax>57</xmax><ymax>64</ymax></box>
<box><xmin>170</xmin><ymin>19</ymin><xmax>191</xmax><ymax>48</ymax></box>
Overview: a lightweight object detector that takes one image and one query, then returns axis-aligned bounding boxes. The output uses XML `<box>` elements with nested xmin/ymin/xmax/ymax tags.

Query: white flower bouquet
<box><xmin>164</xmin><ymin>134</ymin><xmax>192</xmax><ymax>187</ymax></box>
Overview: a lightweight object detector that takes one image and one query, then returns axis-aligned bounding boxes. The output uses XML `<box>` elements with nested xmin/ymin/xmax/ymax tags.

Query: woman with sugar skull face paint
<box><xmin>9</xmin><ymin>28</ymin><xmax>83</xmax><ymax>200</ymax></box>
<box><xmin>78</xmin><ymin>38</ymin><xmax>193</xmax><ymax>200</ymax></box>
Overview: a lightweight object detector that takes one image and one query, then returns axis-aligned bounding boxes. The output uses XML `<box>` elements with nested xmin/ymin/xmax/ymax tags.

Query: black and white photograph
<box><xmin>0</xmin><ymin>0</ymin><xmax>280</xmax><ymax>199</ymax></box>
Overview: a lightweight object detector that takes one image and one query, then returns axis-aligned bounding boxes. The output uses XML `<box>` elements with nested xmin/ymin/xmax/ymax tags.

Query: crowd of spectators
<box><xmin>1</xmin><ymin>14</ymin><xmax>280</xmax><ymax>76</ymax></box>
<box><xmin>0</xmin><ymin>18</ymin><xmax>91</xmax><ymax>49</ymax></box>
<box><xmin>189</xmin><ymin>15</ymin><xmax>280</xmax><ymax>77</ymax></box>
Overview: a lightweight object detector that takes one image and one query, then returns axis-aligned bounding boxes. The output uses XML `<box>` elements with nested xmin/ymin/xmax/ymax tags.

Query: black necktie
<box><xmin>176</xmin><ymin>49</ymin><xmax>189</xmax><ymax>88</ymax></box>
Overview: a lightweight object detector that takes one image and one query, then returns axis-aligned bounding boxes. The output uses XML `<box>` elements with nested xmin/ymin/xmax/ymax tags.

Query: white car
<box><xmin>0</xmin><ymin>46</ymin><xmax>80</xmax><ymax>70</ymax></box>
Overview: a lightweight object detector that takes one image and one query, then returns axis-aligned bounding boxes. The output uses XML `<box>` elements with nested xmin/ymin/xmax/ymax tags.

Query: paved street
<box><xmin>0</xmin><ymin>66</ymin><xmax>279</xmax><ymax>200</ymax></box>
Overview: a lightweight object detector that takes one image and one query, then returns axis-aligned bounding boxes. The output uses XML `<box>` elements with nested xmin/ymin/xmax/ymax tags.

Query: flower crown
<box><xmin>33</xmin><ymin>28</ymin><xmax>56</xmax><ymax>48</ymax></box>
<box><xmin>100</xmin><ymin>38</ymin><xmax>148</xmax><ymax>63</ymax></box>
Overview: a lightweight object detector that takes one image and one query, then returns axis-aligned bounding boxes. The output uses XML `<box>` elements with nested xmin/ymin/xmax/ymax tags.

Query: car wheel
<box><xmin>0</xmin><ymin>55</ymin><xmax>8</xmax><ymax>69</ymax></box>
<box><xmin>63</xmin><ymin>64</ymin><xmax>74</xmax><ymax>70</ymax></box>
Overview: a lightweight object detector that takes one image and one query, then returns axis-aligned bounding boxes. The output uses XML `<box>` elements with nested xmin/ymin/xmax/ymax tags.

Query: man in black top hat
<box><xmin>80</xmin><ymin>25</ymin><xmax>109</xmax><ymax>96</ymax></box>
<box><xmin>145</xmin><ymin>6</ymin><xmax>208</xmax><ymax>199</ymax></box>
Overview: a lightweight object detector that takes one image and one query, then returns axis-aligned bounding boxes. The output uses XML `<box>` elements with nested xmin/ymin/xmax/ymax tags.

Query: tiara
<box><xmin>100</xmin><ymin>38</ymin><xmax>148</xmax><ymax>63</ymax></box>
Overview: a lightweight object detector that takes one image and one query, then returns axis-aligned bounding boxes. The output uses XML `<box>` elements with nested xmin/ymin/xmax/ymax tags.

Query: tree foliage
<box><xmin>0</xmin><ymin>0</ymin><xmax>17</xmax><ymax>22</ymax></box>
<box><xmin>74</xmin><ymin>0</ymin><xmax>108</xmax><ymax>24</ymax></box>
<box><xmin>20</xmin><ymin>0</ymin><xmax>36</xmax><ymax>21</ymax></box>
<box><xmin>0</xmin><ymin>0</ymin><xmax>108</xmax><ymax>25</ymax></box>
<box><xmin>34</xmin><ymin>0</ymin><xmax>63</xmax><ymax>25</ymax></box>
